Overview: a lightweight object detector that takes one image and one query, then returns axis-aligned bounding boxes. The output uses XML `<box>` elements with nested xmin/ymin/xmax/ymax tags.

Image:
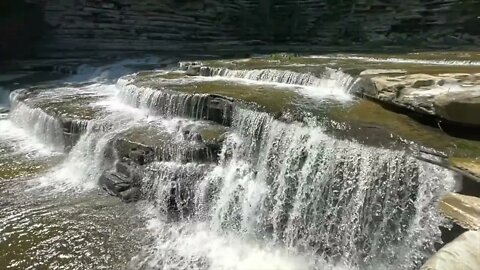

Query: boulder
<box><xmin>185</xmin><ymin>64</ymin><xmax>202</xmax><ymax>76</ymax></box>
<box><xmin>438</xmin><ymin>192</ymin><xmax>480</xmax><ymax>230</ymax></box>
<box><xmin>99</xmin><ymin>171</ymin><xmax>132</xmax><ymax>195</ymax></box>
<box><xmin>420</xmin><ymin>231</ymin><xmax>480</xmax><ymax>270</ymax></box>
<box><xmin>356</xmin><ymin>73</ymin><xmax>480</xmax><ymax>126</ymax></box>
<box><xmin>434</xmin><ymin>91</ymin><xmax>480</xmax><ymax>126</ymax></box>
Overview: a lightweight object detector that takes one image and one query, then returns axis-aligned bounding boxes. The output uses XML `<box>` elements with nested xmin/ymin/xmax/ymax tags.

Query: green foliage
<box><xmin>269</xmin><ymin>53</ymin><xmax>299</xmax><ymax>61</ymax></box>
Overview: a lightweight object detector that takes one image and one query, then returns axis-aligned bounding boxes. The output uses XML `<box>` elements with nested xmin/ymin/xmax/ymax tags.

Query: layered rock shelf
<box><xmin>357</xmin><ymin>71</ymin><xmax>480</xmax><ymax>126</ymax></box>
<box><xmin>15</xmin><ymin>0</ymin><xmax>477</xmax><ymax>57</ymax></box>
<box><xmin>421</xmin><ymin>231</ymin><xmax>480</xmax><ymax>270</ymax></box>
<box><xmin>180</xmin><ymin>58</ymin><xmax>480</xmax><ymax>130</ymax></box>
<box><xmin>438</xmin><ymin>192</ymin><xmax>480</xmax><ymax>231</ymax></box>
<box><xmin>3</xmin><ymin>55</ymin><xmax>480</xmax><ymax>269</ymax></box>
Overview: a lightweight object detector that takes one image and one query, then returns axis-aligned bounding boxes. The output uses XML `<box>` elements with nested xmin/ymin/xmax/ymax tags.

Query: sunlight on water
<box><xmin>1</xmin><ymin>55</ymin><xmax>461</xmax><ymax>270</ymax></box>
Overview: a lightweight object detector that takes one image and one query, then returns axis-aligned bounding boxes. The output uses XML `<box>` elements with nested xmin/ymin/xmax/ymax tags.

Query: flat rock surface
<box><xmin>439</xmin><ymin>192</ymin><xmax>480</xmax><ymax>230</ymax></box>
<box><xmin>420</xmin><ymin>231</ymin><xmax>480</xmax><ymax>270</ymax></box>
<box><xmin>358</xmin><ymin>71</ymin><xmax>480</xmax><ymax>125</ymax></box>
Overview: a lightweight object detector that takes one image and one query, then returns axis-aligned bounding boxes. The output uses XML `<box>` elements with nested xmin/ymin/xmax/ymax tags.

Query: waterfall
<box><xmin>142</xmin><ymin>161</ymin><xmax>213</xmax><ymax>220</ymax></box>
<box><xmin>195</xmin><ymin>66</ymin><xmax>356</xmax><ymax>100</ymax></box>
<box><xmin>0</xmin><ymin>87</ymin><xmax>9</xmax><ymax>108</ymax></box>
<box><xmin>117</xmin><ymin>77</ymin><xmax>210</xmax><ymax>119</ymax></box>
<box><xmin>210</xmin><ymin>67</ymin><xmax>355</xmax><ymax>89</ymax></box>
<box><xmin>9</xmin><ymin>90</ymin><xmax>66</xmax><ymax>151</ymax></box>
<box><xmin>2</xmin><ymin>58</ymin><xmax>457</xmax><ymax>270</ymax></box>
<box><xmin>135</xmin><ymin>106</ymin><xmax>454</xmax><ymax>270</ymax></box>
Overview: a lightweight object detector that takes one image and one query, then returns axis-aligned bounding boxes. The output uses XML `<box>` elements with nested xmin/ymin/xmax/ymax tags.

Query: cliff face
<box><xmin>40</xmin><ymin>0</ymin><xmax>244</xmax><ymax>53</ymax></box>
<box><xmin>31</xmin><ymin>0</ymin><xmax>480</xmax><ymax>55</ymax></box>
<box><xmin>0</xmin><ymin>1</ymin><xmax>44</xmax><ymax>59</ymax></box>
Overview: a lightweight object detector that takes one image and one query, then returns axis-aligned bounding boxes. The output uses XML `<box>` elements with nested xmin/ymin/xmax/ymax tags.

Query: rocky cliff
<box><xmin>10</xmin><ymin>0</ymin><xmax>480</xmax><ymax>56</ymax></box>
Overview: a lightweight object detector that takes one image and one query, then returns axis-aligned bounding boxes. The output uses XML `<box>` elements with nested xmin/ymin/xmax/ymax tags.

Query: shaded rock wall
<box><xmin>31</xmin><ymin>0</ymin><xmax>480</xmax><ymax>55</ymax></box>
<box><xmin>38</xmin><ymin>0</ymin><xmax>245</xmax><ymax>55</ymax></box>
<box><xmin>0</xmin><ymin>0</ymin><xmax>44</xmax><ymax>59</ymax></box>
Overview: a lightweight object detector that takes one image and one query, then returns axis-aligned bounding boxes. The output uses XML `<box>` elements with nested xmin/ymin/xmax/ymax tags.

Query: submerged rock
<box><xmin>119</xmin><ymin>187</ymin><xmax>141</xmax><ymax>203</ymax></box>
<box><xmin>438</xmin><ymin>192</ymin><xmax>480</xmax><ymax>230</ymax></box>
<box><xmin>420</xmin><ymin>231</ymin><xmax>480</xmax><ymax>270</ymax></box>
<box><xmin>99</xmin><ymin>171</ymin><xmax>133</xmax><ymax>195</ymax></box>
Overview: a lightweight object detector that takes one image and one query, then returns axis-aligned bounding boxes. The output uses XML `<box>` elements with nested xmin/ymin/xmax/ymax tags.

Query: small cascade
<box><xmin>142</xmin><ymin>161</ymin><xmax>213</xmax><ymax>219</ymax></box>
<box><xmin>9</xmin><ymin>91</ymin><xmax>66</xmax><ymax>151</ymax></box>
<box><xmin>36</xmin><ymin>115</ymin><xmax>132</xmax><ymax>191</ymax></box>
<box><xmin>201</xmin><ymin>66</ymin><xmax>357</xmax><ymax>99</ymax></box>
<box><xmin>2</xmin><ymin>57</ymin><xmax>462</xmax><ymax>270</ymax></box>
<box><xmin>0</xmin><ymin>87</ymin><xmax>9</xmax><ymax>108</ymax></box>
<box><xmin>117</xmin><ymin>77</ymin><xmax>210</xmax><ymax>120</ymax></box>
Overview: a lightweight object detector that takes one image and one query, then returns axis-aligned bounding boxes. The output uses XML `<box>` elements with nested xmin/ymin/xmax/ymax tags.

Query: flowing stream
<box><xmin>0</xmin><ymin>56</ymin><xmax>456</xmax><ymax>270</ymax></box>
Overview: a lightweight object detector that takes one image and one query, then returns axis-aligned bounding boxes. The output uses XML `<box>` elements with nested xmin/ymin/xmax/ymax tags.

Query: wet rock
<box><xmin>206</xmin><ymin>95</ymin><xmax>233</xmax><ymax>126</ymax></box>
<box><xmin>110</xmin><ymin>123</ymin><xmax>225</xmax><ymax>165</ymax></box>
<box><xmin>438</xmin><ymin>192</ymin><xmax>480</xmax><ymax>230</ymax></box>
<box><xmin>113</xmin><ymin>138</ymin><xmax>155</xmax><ymax>165</ymax></box>
<box><xmin>420</xmin><ymin>231</ymin><xmax>480</xmax><ymax>270</ymax></box>
<box><xmin>119</xmin><ymin>187</ymin><xmax>141</xmax><ymax>203</ymax></box>
<box><xmin>179</xmin><ymin>61</ymin><xmax>202</xmax><ymax>71</ymax></box>
<box><xmin>185</xmin><ymin>64</ymin><xmax>202</xmax><ymax>76</ymax></box>
<box><xmin>0</xmin><ymin>107</ymin><xmax>9</xmax><ymax>114</ymax></box>
<box><xmin>359</xmin><ymin>69</ymin><xmax>407</xmax><ymax>76</ymax></box>
<box><xmin>99</xmin><ymin>171</ymin><xmax>132</xmax><ymax>195</ymax></box>
<box><xmin>356</xmin><ymin>73</ymin><xmax>480</xmax><ymax>126</ymax></box>
<box><xmin>434</xmin><ymin>91</ymin><xmax>480</xmax><ymax>126</ymax></box>
<box><xmin>449</xmin><ymin>158</ymin><xmax>480</xmax><ymax>182</ymax></box>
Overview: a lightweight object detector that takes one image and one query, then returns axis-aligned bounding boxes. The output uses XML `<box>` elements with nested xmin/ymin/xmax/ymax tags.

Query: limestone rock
<box><xmin>185</xmin><ymin>64</ymin><xmax>202</xmax><ymax>76</ymax></box>
<box><xmin>359</xmin><ymin>69</ymin><xmax>407</xmax><ymax>76</ymax></box>
<box><xmin>99</xmin><ymin>171</ymin><xmax>132</xmax><ymax>195</ymax></box>
<box><xmin>356</xmin><ymin>73</ymin><xmax>480</xmax><ymax>125</ymax></box>
<box><xmin>36</xmin><ymin>0</ymin><xmax>480</xmax><ymax>55</ymax></box>
<box><xmin>420</xmin><ymin>231</ymin><xmax>480</xmax><ymax>270</ymax></box>
<box><xmin>119</xmin><ymin>187</ymin><xmax>141</xmax><ymax>203</ymax></box>
<box><xmin>449</xmin><ymin>158</ymin><xmax>480</xmax><ymax>181</ymax></box>
<box><xmin>439</xmin><ymin>192</ymin><xmax>480</xmax><ymax>230</ymax></box>
<box><xmin>434</xmin><ymin>91</ymin><xmax>480</xmax><ymax>126</ymax></box>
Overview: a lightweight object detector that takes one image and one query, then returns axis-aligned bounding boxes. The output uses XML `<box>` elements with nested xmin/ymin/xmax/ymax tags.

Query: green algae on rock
<box><xmin>329</xmin><ymin>99</ymin><xmax>480</xmax><ymax>159</ymax></box>
<box><xmin>0</xmin><ymin>155</ymin><xmax>62</xmax><ymax>180</ymax></box>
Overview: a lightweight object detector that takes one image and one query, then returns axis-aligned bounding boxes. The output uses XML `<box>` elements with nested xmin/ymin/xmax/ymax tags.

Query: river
<box><xmin>2</xmin><ymin>52</ymin><xmax>475</xmax><ymax>270</ymax></box>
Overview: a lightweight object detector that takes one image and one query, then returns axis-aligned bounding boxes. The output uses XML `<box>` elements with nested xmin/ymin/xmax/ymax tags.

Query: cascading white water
<box><xmin>132</xmin><ymin>106</ymin><xmax>454</xmax><ymax>270</ymax></box>
<box><xmin>116</xmin><ymin>77</ymin><xmax>209</xmax><ymax>119</ymax></box>
<box><xmin>9</xmin><ymin>90</ymin><xmax>66</xmax><ymax>151</ymax></box>
<box><xmin>0</xmin><ymin>87</ymin><xmax>9</xmax><ymax>108</ymax></box>
<box><xmin>2</xmin><ymin>56</ymin><xmax>459</xmax><ymax>270</ymax></box>
<box><xmin>203</xmin><ymin>66</ymin><xmax>355</xmax><ymax>100</ymax></box>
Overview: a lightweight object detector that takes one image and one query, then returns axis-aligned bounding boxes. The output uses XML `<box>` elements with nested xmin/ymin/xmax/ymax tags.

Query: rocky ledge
<box><xmin>421</xmin><ymin>230</ymin><xmax>480</xmax><ymax>270</ymax></box>
<box><xmin>438</xmin><ymin>192</ymin><xmax>480</xmax><ymax>231</ymax></box>
<box><xmin>356</xmin><ymin>71</ymin><xmax>480</xmax><ymax>127</ymax></box>
<box><xmin>99</xmin><ymin>120</ymin><xmax>228</xmax><ymax>204</ymax></box>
